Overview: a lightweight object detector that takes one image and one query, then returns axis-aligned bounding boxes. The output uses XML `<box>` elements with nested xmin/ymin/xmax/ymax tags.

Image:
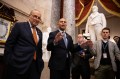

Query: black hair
<box><xmin>102</xmin><ymin>27</ymin><xmax>110</xmax><ymax>33</ymax></box>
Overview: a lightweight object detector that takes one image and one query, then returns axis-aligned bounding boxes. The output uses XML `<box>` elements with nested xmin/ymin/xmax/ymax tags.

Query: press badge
<box><xmin>103</xmin><ymin>53</ymin><xmax>107</xmax><ymax>58</ymax></box>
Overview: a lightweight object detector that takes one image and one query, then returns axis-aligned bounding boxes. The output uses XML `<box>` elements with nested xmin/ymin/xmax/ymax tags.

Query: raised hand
<box><xmin>54</xmin><ymin>32</ymin><xmax>63</xmax><ymax>43</ymax></box>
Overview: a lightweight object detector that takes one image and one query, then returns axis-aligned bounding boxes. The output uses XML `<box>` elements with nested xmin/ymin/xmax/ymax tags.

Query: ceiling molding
<box><xmin>1</xmin><ymin>1</ymin><xmax>29</xmax><ymax>17</ymax></box>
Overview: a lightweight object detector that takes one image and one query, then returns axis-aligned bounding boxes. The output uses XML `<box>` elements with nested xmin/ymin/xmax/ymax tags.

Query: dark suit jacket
<box><xmin>47</xmin><ymin>30</ymin><xmax>74</xmax><ymax>70</ymax></box>
<box><xmin>4</xmin><ymin>22</ymin><xmax>44</xmax><ymax>74</ymax></box>
<box><xmin>72</xmin><ymin>43</ymin><xmax>92</xmax><ymax>66</ymax></box>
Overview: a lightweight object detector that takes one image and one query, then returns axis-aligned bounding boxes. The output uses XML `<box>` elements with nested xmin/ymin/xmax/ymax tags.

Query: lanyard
<box><xmin>102</xmin><ymin>42</ymin><xmax>108</xmax><ymax>53</ymax></box>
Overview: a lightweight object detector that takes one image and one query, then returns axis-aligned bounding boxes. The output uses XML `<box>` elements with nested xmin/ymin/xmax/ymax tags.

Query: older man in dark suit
<box><xmin>72</xmin><ymin>34</ymin><xmax>93</xmax><ymax>79</ymax></box>
<box><xmin>4</xmin><ymin>9</ymin><xmax>44</xmax><ymax>79</ymax></box>
<box><xmin>47</xmin><ymin>18</ymin><xmax>74</xmax><ymax>79</ymax></box>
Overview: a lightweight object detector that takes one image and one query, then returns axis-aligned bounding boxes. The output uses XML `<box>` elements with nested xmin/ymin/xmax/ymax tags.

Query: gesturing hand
<box><xmin>54</xmin><ymin>32</ymin><xmax>63</xmax><ymax>43</ymax></box>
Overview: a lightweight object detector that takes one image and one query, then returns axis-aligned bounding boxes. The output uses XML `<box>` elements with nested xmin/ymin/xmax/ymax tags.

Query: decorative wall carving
<box><xmin>0</xmin><ymin>2</ymin><xmax>16</xmax><ymax>46</ymax></box>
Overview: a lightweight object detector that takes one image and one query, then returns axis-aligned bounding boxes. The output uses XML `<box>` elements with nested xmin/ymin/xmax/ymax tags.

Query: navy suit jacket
<box><xmin>4</xmin><ymin>22</ymin><xmax>44</xmax><ymax>74</ymax></box>
<box><xmin>47</xmin><ymin>30</ymin><xmax>74</xmax><ymax>70</ymax></box>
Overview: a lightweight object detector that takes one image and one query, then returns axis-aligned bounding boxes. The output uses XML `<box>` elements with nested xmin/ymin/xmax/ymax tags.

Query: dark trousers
<box><xmin>72</xmin><ymin>65</ymin><xmax>90</xmax><ymax>79</ymax></box>
<box><xmin>95</xmin><ymin>65</ymin><xmax>115</xmax><ymax>79</ymax></box>
<box><xmin>116</xmin><ymin>60</ymin><xmax>120</xmax><ymax>79</ymax></box>
<box><xmin>4</xmin><ymin>60</ymin><xmax>42</xmax><ymax>79</ymax></box>
<box><xmin>50</xmin><ymin>59</ymin><xmax>70</xmax><ymax>79</ymax></box>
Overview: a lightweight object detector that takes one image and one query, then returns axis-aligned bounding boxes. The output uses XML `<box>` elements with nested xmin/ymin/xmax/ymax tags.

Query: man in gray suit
<box><xmin>92</xmin><ymin>27</ymin><xmax>120</xmax><ymax>79</ymax></box>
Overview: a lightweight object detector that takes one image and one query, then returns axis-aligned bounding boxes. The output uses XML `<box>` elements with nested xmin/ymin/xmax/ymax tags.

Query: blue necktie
<box><xmin>63</xmin><ymin>32</ymin><xmax>68</xmax><ymax>47</ymax></box>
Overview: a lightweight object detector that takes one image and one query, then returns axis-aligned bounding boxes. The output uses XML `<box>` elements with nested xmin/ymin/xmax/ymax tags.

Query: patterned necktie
<box><xmin>32</xmin><ymin>27</ymin><xmax>38</xmax><ymax>60</ymax></box>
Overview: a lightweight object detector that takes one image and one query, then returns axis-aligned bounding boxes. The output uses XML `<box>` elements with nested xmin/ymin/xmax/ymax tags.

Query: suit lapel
<box><xmin>108</xmin><ymin>41</ymin><xmax>113</xmax><ymax>58</ymax></box>
<box><xmin>61</xmin><ymin>33</ymin><xmax>70</xmax><ymax>49</ymax></box>
<box><xmin>61</xmin><ymin>38</ymin><xmax>66</xmax><ymax>48</ymax></box>
<box><xmin>24</xmin><ymin>22</ymin><xmax>35</xmax><ymax>45</ymax></box>
<box><xmin>36</xmin><ymin>28</ymin><xmax>42</xmax><ymax>46</ymax></box>
<box><xmin>98</xmin><ymin>40</ymin><xmax>102</xmax><ymax>57</ymax></box>
<box><xmin>55</xmin><ymin>30</ymin><xmax>66</xmax><ymax>48</ymax></box>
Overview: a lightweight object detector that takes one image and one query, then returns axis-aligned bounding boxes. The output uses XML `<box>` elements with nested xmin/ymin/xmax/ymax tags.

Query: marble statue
<box><xmin>85</xmin><ymin>5</ymin><xmax>107</xmax><ymax>43</ymax></box>
<box><xmin>42</xmin><ymin>26</ymin><xmax>51</xmax><ymax>61</ymax></box>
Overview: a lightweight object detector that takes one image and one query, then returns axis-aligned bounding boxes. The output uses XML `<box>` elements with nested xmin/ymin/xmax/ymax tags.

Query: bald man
<box><xmin>4</xmin><ymin>9</ymin><xmax>44</xmax><ymax>79</ymax></box>
<box><xmin>72</xmin><ymin>34</ymin><xmax>93</xmax><ymax>79</ymax></box>
<box><xmin>47</xmin><ymin>18</ymin><xmax>74</xmax><ymax>79</ymax></box>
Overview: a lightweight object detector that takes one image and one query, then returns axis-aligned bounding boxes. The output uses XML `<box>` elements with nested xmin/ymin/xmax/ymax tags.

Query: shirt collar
<box><xmin>28</xmin><ymin>21</ymin><xmax>37</xmax><ymax>28</ymax></box>
<box><xmin>58</xmin><ymin>29</ymin><xmax>65</xmax><ymax>33</ymax></box>
<box><xmin>28</xmin><ymin>21</ymin><xmax>32</xmax><ymax>28</ymax></box>
<box><xmin>102</xmin><ymin>39</ymin><xmax>108</xmax><ymax>43</ymax></box>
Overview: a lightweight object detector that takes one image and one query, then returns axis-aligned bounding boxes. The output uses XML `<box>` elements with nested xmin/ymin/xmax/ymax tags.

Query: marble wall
<box><xmin>63</xmin><ymin>0</ymin><xmax>75</xmax><ymax>42</ymax></box>
<box><xmin>50</xmin><ymin>0</ymin><xmax>61</xmax><ymax>31</ymax></box>
<box><xmin>1</xmin><ymin>0</ymin><xmax>52</xmax><ymax>31</ymax></box>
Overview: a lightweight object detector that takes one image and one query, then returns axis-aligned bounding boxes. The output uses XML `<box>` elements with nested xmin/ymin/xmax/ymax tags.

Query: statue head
<box><xmin>92</xmin><ymin>5</ymin><xmax>98</xmax><ymax>13</ymax></box>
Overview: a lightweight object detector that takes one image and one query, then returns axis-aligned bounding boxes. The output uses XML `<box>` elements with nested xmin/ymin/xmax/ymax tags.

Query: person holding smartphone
<box><xmin>72</xmin><ymin>34</ymin><xmax>93</xmax><ymax>79</ymax></box>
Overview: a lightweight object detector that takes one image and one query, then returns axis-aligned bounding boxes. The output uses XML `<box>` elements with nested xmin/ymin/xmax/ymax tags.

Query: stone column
<box><xmin>63</xmin><ymin>0</ymin><xmax>75</xmax><ymax>42</ymax></box>
<box><xmin>50</xmin><ymin>0</ymin><xmax>61</xmax><ymax>31</ymax></box>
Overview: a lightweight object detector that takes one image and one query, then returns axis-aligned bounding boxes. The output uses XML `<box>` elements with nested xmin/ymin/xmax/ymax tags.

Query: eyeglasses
<box><xmin>31</xmin><ymin>15</ymin><xmax>41</xmax><ymax>20</ymax></box>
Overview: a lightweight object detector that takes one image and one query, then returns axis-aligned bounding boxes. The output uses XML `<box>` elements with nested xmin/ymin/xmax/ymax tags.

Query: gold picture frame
<box><xmin>0</xmin><ymin>17</ymin><xmax>12</xmax><ymax>44</ymax></box>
